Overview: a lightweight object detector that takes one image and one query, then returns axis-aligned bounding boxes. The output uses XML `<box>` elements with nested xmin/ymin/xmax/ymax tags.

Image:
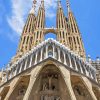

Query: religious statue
<box><xmin>43</xmin><ymin>83</ymin><xmax>48</xmax><ymax>91</ymax></box>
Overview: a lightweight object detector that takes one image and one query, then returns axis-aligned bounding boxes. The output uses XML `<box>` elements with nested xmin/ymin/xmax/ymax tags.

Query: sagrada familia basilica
<box><xmin>0</xmin><ymin>0</ymin><xmax>100</xmax><ymax>100</ymax></box>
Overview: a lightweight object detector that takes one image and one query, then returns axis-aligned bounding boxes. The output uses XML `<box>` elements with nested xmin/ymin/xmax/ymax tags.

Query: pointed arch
<box><xmin>71</xmin><ymin>75</ymin><xmax>97</xmax><ymax>100</ymax></box>
<box><xmin>7</xmin><ymin>75</ymin><xmax>30</xmax><ymax>100</ymax></box>
<box><xmin>27</xmin><ymin>64</ymin><xmax>71</xmax><ymax>100</ymax></box>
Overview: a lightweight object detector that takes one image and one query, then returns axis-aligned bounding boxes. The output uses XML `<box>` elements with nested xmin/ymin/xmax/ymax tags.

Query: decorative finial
<box><xmin>41</xmin><ymin>0</ymin><xmax>44</xmax><ymax>8</ymax></box>
<box><xmin>57</xmin><ymin>0</ymin><xmax>61</xmax><ymax>8</ymax></box>
<box><xmin>66</xmin><ymin>0</ymin><xmax>71</xmax><ymax>12</ymax></box>
<box><xmin>96</xmin><ymin>57</ymin><xmax>100</xmax><ymax>62</ymax></box>
<box><xmin>87</xmin><ymin>55</ymin><xmax>92</xmax><ymax>62</ymax></box>
<box><xmin>33</xmin><ymin>0</ymin><xmax>37</xmax><ymax>12</ymax></box>
<box><xmin>30</xmin><ymin>0</ymin><xmax>37</xmax><ymax>14</ymax></box>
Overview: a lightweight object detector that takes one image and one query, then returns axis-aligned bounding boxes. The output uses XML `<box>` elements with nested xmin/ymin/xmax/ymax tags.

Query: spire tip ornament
<box><xmin>66</xmin><ymin>0</ymin><xmax>71</xmax><ymax>12</ymax></box>
<box><xmin>30</xmin><ymin>0</ymin><xmax>37</xmax><ymax>14</ymax></box>
<box><xmin>57</xmin><ymin>0</ymin><xmax>61</xmax><ymax>8</ymax></box>
<box><xmin>41</xmin><ymin>0</ymin><xmax>44</xmax><ymax>8</ymax></box>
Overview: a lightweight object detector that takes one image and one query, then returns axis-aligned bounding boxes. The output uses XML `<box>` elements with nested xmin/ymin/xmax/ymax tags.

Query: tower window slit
<box><xmin>23</xmin><ymin>36</ymin><xmax>26</xmax><ymax>44</ymax></box>
<box><xmin>41</xmin><ymin>12</ymin><xmax>44</xmax><ymax>28</ymax></box>
<box><xmin>63</xmin><ymin>31</ymin><xmax>64</xmax><ymax>39</ymax></box>
<box><xmin>77</xmin><ymin>37</ymin><xmax>80</xmax><ymax>45</ymax></box>
<box><xmin>38</xmin><ymin>16</ymin><xmax>40</xmax><ymax>28</ymax></box>
<box><xmin>37</xmin><ymin>31</ymin><xmax>39</xmax><ymax>39</ymax></box>
<box><xmin>67</xmin><ymin>24</ymin><xmax>69</xmax><ymax>29</ymax></box>
<box><xmin>30</xmin><ymin>37</ymin><xmax>33</xmax><ymax>44</ymax></box>
<box><xmin>40</xmin><ymin>31</ymin><xmax>42</xmax><ymax>39</ymax></box>
<box><xmin>74</xmin><ymin>24</ymin><xmax>77</xmax><ymax>33</ymax></box>
<box><xmin>61</xmin><ymin>14</ymin><xmax>64</xmax><ymax>28</ymax></box>
<box><xmin>26</xmin><ymin>36</ymin><xmax>29</xmax><ymax>44</ymax></box>
<box><xmin>39</xmin><ymin>11</ymin><xmax>42</xmax><ymax>28</ymax></box>
<box><xmin>73</xmin><ymin>37</ymin><xmax>76</xmax><ymax>44</ymax></box>
<box><xmin>60</xmin><ymin>32</ymin><xmax>62</xmax><ymax>38</ymax></box>
<box><xmin>59</xmin><ymin>19</ymin><xmax>60</xmax><ymax>28</ymax></box>
<box><xmin>71</xmin><ymin>24</ymin><xmax>74</xmax><ymax>33</ymax></box>
<box><xmin>72</xmin><ymin>16</ymin><xmax>77</xmax><ymax>33</ymax></box>
<box><xmin>25</xmin><ymin>25</ymin><xmax>28</xmax><ymax>33</ymax></box>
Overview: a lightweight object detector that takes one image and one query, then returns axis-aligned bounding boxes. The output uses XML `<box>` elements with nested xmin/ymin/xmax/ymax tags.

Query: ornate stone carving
<box><xmin>41</xmin><ymin>95</ymin><xmax>60</xmax><ymax>100</ymax></box>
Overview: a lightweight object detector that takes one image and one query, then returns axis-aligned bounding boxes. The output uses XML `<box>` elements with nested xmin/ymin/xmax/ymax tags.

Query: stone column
<box><xmin>73</xmin><ymin>57</ymin><xmax>78</xmax><ymax>71</ymax></box>
<box><xmin>24</xmin><ymin>57</ymin><xmax>28</xmax><ymax>70</ymax></box>
<box><xmin>79</xmin><ymin>62</ymin><xmax>84</xmax><ymax>74</ymax></box>
<box><xmin>82</xmin><ymin>76</ymin><xmax>97</xmax><ymax>100</ymax></box>
<box><xmin>40</xmin><ymin>47</ymin><xmax>43</xmax><ymax>61</ymax></box>
<box><xmin>14</xmin><ymin>64</ymin><xmax>18</xmax><ymax>76</ymax></box>
<box><xmin>85</xmin><ymin>65</ymin><xmax>90</xmax><ymax>77</ymax></box>
<box><xmin>89</xmin><ymin>68</ymin><xmax>93</xmax><ymax>79</ymax></box>
<box><xmin>23</xmin><ymin>65</ymin><xmax>42</xmax><ymax>100</ymax></box>
<box><xmin>59</xmin><ymin>65</ymin><xmax>77</xmax><ymax>100</ymax></box>
<box><xmin>63</xmin><ymin>50</ymin><xmax>66</xmax><ymax>65</ymax></box>
<box><xmin>67</xmin><ymin>53</ymin><xmax>72</xmax><ymax>68</ymax></box>
<box><xmin>9</xmin><ymin>69</ymin><xmax>13</xmax><ymax>79</ymax></box>
<box><xmin>78</xmin><ymin>61</ymin><xmax>83</xmax><ymax>74</ymax></box>
<box><xmin>4</xmin><ymin>77</ymin><xmax>20</xmax><ymax>100</ymax></box>
<box><xmin>29</xmin><ymin>54</ymin><xmax>33</xmax><ymax>68</ymax></box>
<box><xmin>19</xmin><ymin>61</ymin><xmax>23</xmax><ymax>73</ymax></box>
<box><xmin>58</xmin><ymin>48</ymin><xmax>61</xmax><ymax>62</ymax></box>
<box><xmin>45</xmin><ymin>45</ymin><xmax>48</xmax><ymax>59</ymax></box>
<box><xmin>83</xmin><ymin>64</ymin><xmax>87</xmax><ymax>75</ymax></box>
<box><xmin>35</xmin><ymin>52</ymin><xmax>38</xmax><ymax>64</ymax></box>
<box><xmin>53</xmin><ymin>44</ymin><xmax>55</xmax><ymax>58</ymax></box>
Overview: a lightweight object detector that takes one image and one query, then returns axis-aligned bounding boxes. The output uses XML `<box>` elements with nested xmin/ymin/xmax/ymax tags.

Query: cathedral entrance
<box><xmin>28</xmin><ymin>64</ymin><xmax>71</xmax><ymax>100</ymax></box>
<box><xmin>40</xmin><ymin>72</ymin><xmax>60</xmax><ymax>100</ymax></box>
<box><xmin>8</xmin><ymin>75</ymin><xmax>30</xmax><ymax>100</ymax></box>
<box><xmin>71</xmin><ymin>75</ymin><xmax>94</xmax><ymax>100</ymax></box>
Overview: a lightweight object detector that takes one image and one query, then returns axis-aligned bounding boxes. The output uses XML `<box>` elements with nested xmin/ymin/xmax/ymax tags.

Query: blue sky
<box><xmin>0</xmin><ymin>0</ymin><xmax>100</xmax><ymax>68</ymax></box>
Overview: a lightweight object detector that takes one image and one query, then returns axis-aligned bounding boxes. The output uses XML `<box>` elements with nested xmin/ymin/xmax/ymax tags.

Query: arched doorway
<box><xmin>45</xmin><ymin>33</ymin><xmax>57</xmax><ymax>40</ymax></box>
<box><xmin>71</xmin><ymin>75</ymin><xmax>94</xmax><ymax>100</ymax></box>
<box><xmin>9</xmin><ymin>75</ymin><xmax>30</xmax><ymax>100</ymax></box>
<box><xmin>28</xmin><ymin>64</ymin><xmax>71</xmax><ymax>100</ymax></box>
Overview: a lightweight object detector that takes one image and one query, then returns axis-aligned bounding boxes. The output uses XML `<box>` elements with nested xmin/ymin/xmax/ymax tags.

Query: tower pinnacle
<box><xmin>30</xmin><ymin>0</ymin><xmax>37</xmax><ymax>14</ymax></box>
<box><xmin>41</xmin><ymin>0</ymin><xmax>44</xmax><ymax>8</ymax></box>
<box><xmin>57</xmin><ymin>0</ymin><xmax>61</xmax><ymax>8</ymax></box>
<box><xmin>66</xmin><ymin>0</ymin><xmax>71</xmax><ymax>12</ymax></box>
<box><xmin>67</xmin><ymin>0</ymin><xmax>86</xmax><ymax>59</ymax></box>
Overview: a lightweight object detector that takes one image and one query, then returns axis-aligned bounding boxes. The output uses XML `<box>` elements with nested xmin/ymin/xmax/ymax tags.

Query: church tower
<box><xmin>33</xmin><ymin>0</ymin><xmax>45</xmax><ymax>46</ymax></box>
<box><xmin>66</xmin><ymin>0</ymin><xmax>86</xmax><ymax>59</ymax></box>
<box><xmin>14</xmin><ymin>0</ymin><xmax>45</xmax><ymax>62</ymax></box>
<box><xmin>56</xmin><ymin>0</ymin><xmax>70</xmax><ymax>47</ymax></box>
<box><xmin>0</xmin><ymin>0</ymin><xmax>100</xmax><ymax>100</ymax></box>
<box><xmin>18</xmin><ymin>0</ymin><xmax>37</xmax><ymax>55</ymax></box>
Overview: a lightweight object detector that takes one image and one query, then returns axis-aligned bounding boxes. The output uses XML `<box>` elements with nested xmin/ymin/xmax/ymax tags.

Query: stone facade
<box><xmin>0</xmin><ymin>0</ymin><xmax>100</xmax><ymax>100</ymax></box>
<box><xmin>88</xmin><ymin>56</ymin><xmax>100</xmax><ymax>84</ymax></box>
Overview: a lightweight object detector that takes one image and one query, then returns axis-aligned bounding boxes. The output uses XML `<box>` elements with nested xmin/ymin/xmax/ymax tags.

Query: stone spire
<box><xmin>17</xmin><ymin>0</ymin><xmax>37</xmax><ymax>58</ymax></box>
<box><xmin>66</xmin><ymin>0</ymin><xmax>86</xmax><ymax>59</ymax></box>
<box><xmin>57</xmin><ymin>0</ymin><xmax>70</xmax><ymax>47</ymax></box>
<box><xmin>41</xmin><ymin>0</ymin><xmax>44</xmax><ymax>9</ymax></box>
<box><xmin>33</xmin><ymin>0</ymin><xmax>45</xmax><ymax>46</ymax></box>
<box><xmin>30</xmin><ymin>0</ymin><xmax>37</xmax><ymax>14</ymax></box>
<box><xmin>57</xmin><ymin>0</ymin><xmax>62</xmax><ymax>8</ymax></box>
<box><xmin>66</xmin><ymin>0</ymin><xmax>71</xmax><ymax>12</ymax></box>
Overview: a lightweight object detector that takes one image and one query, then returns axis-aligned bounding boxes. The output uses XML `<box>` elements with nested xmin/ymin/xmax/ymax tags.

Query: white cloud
<box><xmin>7</xmin><ymin>0</ymin><xmax>57</xmax><ymax>37</ymax></box>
